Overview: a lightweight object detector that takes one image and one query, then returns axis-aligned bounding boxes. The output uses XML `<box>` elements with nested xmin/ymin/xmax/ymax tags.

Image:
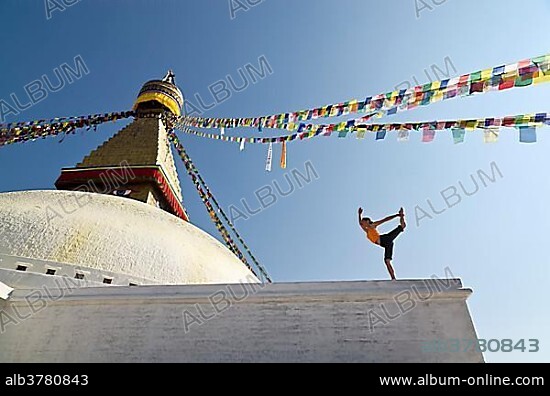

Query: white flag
<box><xmin>265</xmin><ymin>142</ymin><xmax>273</xmax><ymax>172</ymax></box>
<box><xmin>397</xmin><ymin>130</ymin><xmax>410</xmax><ymax>142</ymax></box>
<box><xmin>0</xmin><ymin>281</ymin><xmax>14</xmax><ymax>300</ymax></box>
<box><xmin>483</xmin><ymin>127</ymin><xmax>500</xmax><ymax>143</ymax></box>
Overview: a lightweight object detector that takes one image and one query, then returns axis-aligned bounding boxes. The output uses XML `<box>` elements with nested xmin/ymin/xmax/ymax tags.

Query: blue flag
<box><xmin>519</xmin><ymin>126</ymin><xmax>537</xmax><ymax>143</ymax></box>
<box><xmin>376</xmin><ymin>131</ymin><xmax>386</xmax><ymax>141</ymax></box>
<box><xmin>452</xmin><ymin>128</ymin><xmax>466</xmax><ymax>144</ymax></box>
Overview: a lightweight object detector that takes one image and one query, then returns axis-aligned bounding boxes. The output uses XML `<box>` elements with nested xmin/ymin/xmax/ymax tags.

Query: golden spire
<box><xmin>133</xmin><ymin>70</ymin><xmax>184</xmax><ymax>116</ymax></box>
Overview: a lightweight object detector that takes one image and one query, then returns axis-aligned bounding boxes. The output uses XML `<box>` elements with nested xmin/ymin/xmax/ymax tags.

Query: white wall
<box><xmin>0</xmin><ymin>280</ymin><xmax>483</xmax><ymax>363</ymax></box>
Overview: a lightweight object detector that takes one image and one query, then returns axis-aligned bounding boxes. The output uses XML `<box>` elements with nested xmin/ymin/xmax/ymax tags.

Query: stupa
<box><xmin>0</xmin><ymin>72</ymin><xmax>483</xmax><ymax>363</ymax></box>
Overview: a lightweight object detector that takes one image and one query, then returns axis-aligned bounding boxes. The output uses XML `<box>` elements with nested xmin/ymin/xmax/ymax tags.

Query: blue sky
<box><xmin>1</xmin><ymin>0</ymin><xmax>549</xmax><ymax>363</ymax></box>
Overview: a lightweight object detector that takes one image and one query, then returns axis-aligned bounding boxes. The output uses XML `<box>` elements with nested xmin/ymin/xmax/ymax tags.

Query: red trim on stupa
<box><xmin>55</xmin><ymin>166</ymin><xmax>189</xmax><ymax>222</ymax></box>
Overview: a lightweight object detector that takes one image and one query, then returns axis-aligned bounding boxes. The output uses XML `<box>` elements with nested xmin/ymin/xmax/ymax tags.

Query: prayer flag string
<box><xmin>177</xmin><ymin>54</ymin><xmax>550</xmax><ymax>132</ymax></box>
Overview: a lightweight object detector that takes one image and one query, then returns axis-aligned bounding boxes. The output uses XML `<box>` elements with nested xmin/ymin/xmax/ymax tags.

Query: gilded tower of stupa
<box><xmin>55</xmin><ymin>71</ymin><xmax>188</xmax><ymax>221</ymax></box>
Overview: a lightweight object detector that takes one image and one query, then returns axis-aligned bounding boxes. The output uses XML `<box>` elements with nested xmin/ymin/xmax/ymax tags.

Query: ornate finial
<box><xmin>162</xmin><ymin>70</ymin><xmax>176</xmax><ymax>85</ymax></box>
<box><xmin>134</xmin><ymin>71</ymin><xmax>184</xmax><ymax>117</ymax></box>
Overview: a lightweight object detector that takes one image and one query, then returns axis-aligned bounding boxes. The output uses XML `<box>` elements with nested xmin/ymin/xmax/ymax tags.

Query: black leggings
<box><xmin>379</xmin><ymin>225</ymin><xmax>404</xmax><ymax>260</ymax></box>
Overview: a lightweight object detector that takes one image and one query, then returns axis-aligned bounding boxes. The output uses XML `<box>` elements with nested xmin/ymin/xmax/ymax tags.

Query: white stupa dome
<box><xmin>0</xmin><ymin>190</ymin><xmax>259</xmax><ymax>285</ymax></box>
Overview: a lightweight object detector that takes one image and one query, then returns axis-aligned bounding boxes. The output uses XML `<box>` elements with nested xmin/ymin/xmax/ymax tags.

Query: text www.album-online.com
<box><xmin>380</xmin><ymin>375</ymin><xmax>544</xmax><ymax>387</ymax></box>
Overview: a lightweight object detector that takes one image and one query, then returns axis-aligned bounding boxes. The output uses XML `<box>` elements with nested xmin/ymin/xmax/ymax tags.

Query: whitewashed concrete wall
<box><xmin>0</xmin><ymin>280</ymin><xmax>483</xmax><ymax>363</ymax></box>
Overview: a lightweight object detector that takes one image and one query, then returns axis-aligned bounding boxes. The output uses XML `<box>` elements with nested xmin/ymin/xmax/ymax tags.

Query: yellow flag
<box><xmin>481</xmin><ymin>68</ymin><xmax>492</xmax><ymax>80</ymax></box>
<box><xmin>433</xmin><ymin>90</ymin><xmax>444</xmax><ymax>102</ymax></box>
<box><xmin>534</xmin><ymin>74</ymin><xmax>550</xmax><ymax>85</ymax></box>
<box><xmin>483</xmin><ymin>127</ymin><xmax>500</xmax><ymax>143</ymax></box>
<box><xmin>280</xmin><ymin>141</ymin><xmax>287</xmax><ymax>169</ymax></box>
<box><xmin>336</xmin><ymin>122</ymin><xmax>346</xmax><ymax>132</ymax></box>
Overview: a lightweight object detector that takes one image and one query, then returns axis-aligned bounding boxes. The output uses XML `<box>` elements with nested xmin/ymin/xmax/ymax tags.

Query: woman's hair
<box><xmin>362</xmin><ymin>217</ymin><xmax>372</xmax><ymax>224</ymax></box>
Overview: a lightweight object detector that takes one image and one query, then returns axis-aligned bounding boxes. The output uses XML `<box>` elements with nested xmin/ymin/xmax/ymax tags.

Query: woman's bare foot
<box><xmin>385</xmin><ymin>259</ymin><xmax>397</xmax><ymax>280</ymax></box>
<box><xmin>399</xmin><ymin>208</ymin><xmax>407</xmax><ymax>229</ymax></box>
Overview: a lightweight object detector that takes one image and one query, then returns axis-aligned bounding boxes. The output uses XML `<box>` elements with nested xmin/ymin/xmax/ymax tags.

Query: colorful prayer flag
<box><xmin>280</xmin><ymin>141</ymin><xmax>287</xmax><ymax>169</ymax></box>
<box><xmin>483</xmin><ymin>127</ymin><xmax>500</xmax><ymax>143</ymax></box>
<box><xmin>265</xmin><ymin>142</ymin><xmax>273</xmax><ymax>171</ymax></box>
<box><xmin>519</xmin><ymin>126</ymin><xmax>537</xmax><ymax>143</ymax></box>
<box><xmin>397</xmin><ymin>130</ymin><xmax>410</xmax><ymax>142</ymax></box>
<box><xmin>452</xmin><ymin>128</ymin><xmax>466</xmax><ymax>144</ymax></box>
<box><xmin>422</xmin><ymin>128</ymin><xmax>436</xmax><ymax>143</ymax></box>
